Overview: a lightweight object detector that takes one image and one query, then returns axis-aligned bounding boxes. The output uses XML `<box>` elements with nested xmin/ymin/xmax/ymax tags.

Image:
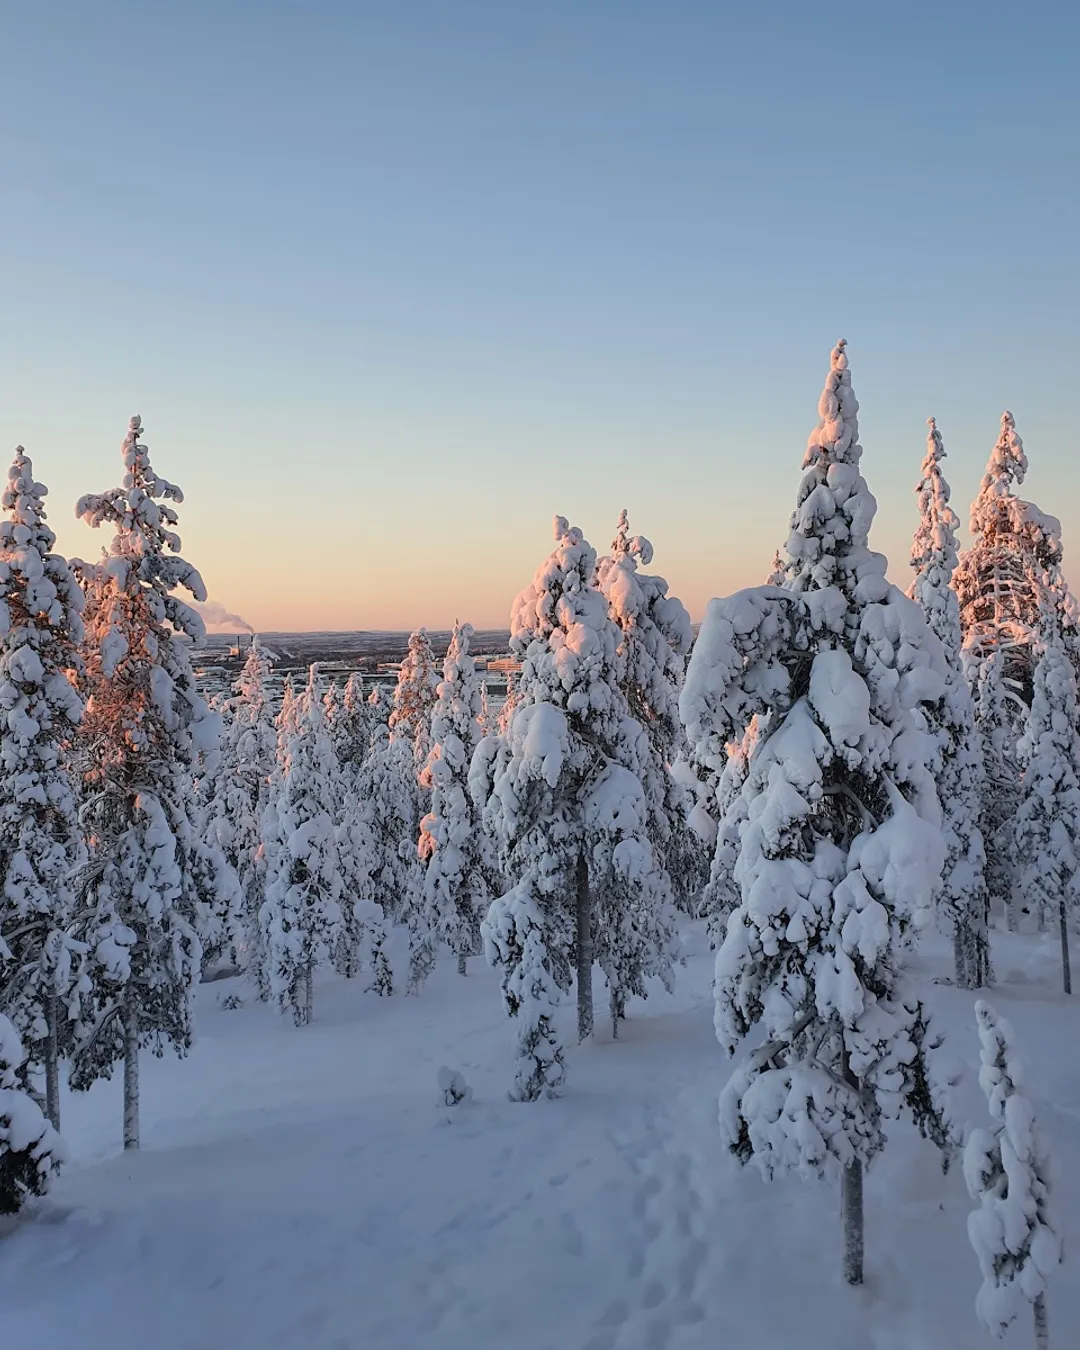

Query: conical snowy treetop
<box><xmin>235</xmin><ymin>634</ymin><xmax>273</xmax><ymax>708</ymax></box>
<box><xmin>765</xmin><ymin>550</ymin><xmax>786</xmax><ymax>586</ymax></box>
<box><xmin>508</xmin><ymin>515</ymin><xmax>626</xmax><ymax>735</ymax></box>
<box><xmin>76</xmin><ymin>417</ymin><xmax>206</xmax><ymax>645</ymax></box>
<box><xmin>910</xmin><ymin>417</ymin><xmax>963</xmax><ymax>656</ymax></box>
<box><xmin>610</xmin><ymin>508</ymin><xmax>654</xmax><ymax>566</ymax></box>
<box><xmin>388</xmin><ymin>628</ymin><xmax>439</xmax><ymax>751</ymax></box>
<box><xmin>956</xmin><ymin>408</ymin><xmax>1072</xmax><ymax>674</ymax></box>
<box><xmin>0</xmin><ymin>449</ymin><xmax>84</xmax><ymax>638</ymax></box>
<box><xmin>784</xmin><ymin>340</ymin><xmax>879</xmax><ymax>597</ymax></box>
<box><xmin>970</xmin><ymin>411</ymin><xmax>1028</xmax><ymax>536</ymax></box>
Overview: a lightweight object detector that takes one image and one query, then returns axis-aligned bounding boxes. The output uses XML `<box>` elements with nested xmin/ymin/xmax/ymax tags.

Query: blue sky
<box><xmin>2</xmin><ymin>2</ymin><xmax>1077</xmax><ymax>630</ymax></box>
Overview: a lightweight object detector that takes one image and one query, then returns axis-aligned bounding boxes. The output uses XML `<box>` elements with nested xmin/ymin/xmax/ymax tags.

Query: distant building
<box><xmin>485</xmin><ymin>657</ymin><xmax>520</xmax><ymax>675</ymax></box>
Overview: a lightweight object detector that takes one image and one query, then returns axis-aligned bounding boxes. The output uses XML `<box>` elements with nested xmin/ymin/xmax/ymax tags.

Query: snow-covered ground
<box><xmin>2</xmin><ymin>923</ymin><xmax>1077</xmax><ymax>1350</ymax></box>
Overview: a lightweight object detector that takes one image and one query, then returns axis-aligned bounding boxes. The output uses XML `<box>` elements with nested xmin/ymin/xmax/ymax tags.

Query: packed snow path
<box><xmin>2</xmin><ymin>927</ymin><xmax>1078</xmax><ymax>1350</ymax></box>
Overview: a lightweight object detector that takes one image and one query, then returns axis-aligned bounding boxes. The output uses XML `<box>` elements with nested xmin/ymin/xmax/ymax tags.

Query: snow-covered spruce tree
<box><xmin>209</xmin><ymin>635</ymin><xmax>277</xmax><ymax>996</ymax></box>
<box><xmin>328</xmin><ymin>671</ymin><xmax>370</xmax><ymax>779</ymax></box>
<box><xmin>324</xmin><ymin>672</ymin><xmax>393</xmax><ymax>995</ymax></box>
<box><xmin>595</xmin><ymin>510</ymin><xmax>707</xmax><ymax>914</ymax></box>
<box><xmin>680</xmin><ymin>537</ymin><xmax>788</xmax><ymax>939</ymax></box>
<box><xmin>0</xmin><ymin>449</ymin><xmax>86</xmax><ymax>1131</ymax></box>
<box><xmin>186</xmin><ymin>742</ymin><xmax>241</xmax><ymax>976</ymax></box>
<box><xmin>478</xmin><ymin>683</ymin><xmax>496</xmax><ymax>740</ymax></box>
<box><xmin>1013</xmin><ymin>631</ymin><xmax>1080</xmax><ymax>994</ymax></box>
<box><xmin>973</xmin><ymin>651</ymin><xmax>1025</xmax><ymax>930</ymax></box>
<box><xmin>277</xmin><ymin>675</ymin><xmax>297</xmax><ymax>738</ymax></box>
<box><xmin>956</xmin><ymin>411</ymin><xmax>1078</xmax><ymax>695</ymax></box>
<box><xmin>412</xmin><ymin>622</ymin><xmax>496</xmax><ymax>987</ymax></box>
<box><xmin>495</xmin><ymin>682</ymin><xmax>516</xmax><ymax>736</ymax></box>
<box><xmin>253</xmin><ymin>675</ymin><xmax>298</xmax><ymax>961</ymax></box>
<box><xmin>71</xmin><ymin>416</ymin><xmax>225</xmax><ymax>1151</ymax></box>
<box><xmin>334</xmin><ymin>783</ymin><xmax>392</xmax><ymax>995</ymax></box>
<box><xmin>765</xmin><ymin>550</ymin><xmax>786</xmax><ymax>587</ymax></box>
<box><xmin>954</xmin><ymin>411</ymin><xmax>1070</xmax><ymax>928</ymax></box>
<box><xmin>357</xmin><ymin>705</ymin><xmax>415</xmax><ymax>931</ymax></box>
<box><xmin>908</xmin><ymin>418</ymin><xmax>991</xmax><ymax>988</ymax></box>
<box><xmin>388</xmin><ymin>628</ymin><xmax>439</xmax><ymax>775</ymax></box>
<box><xmin>322</xmin><ymin>679</ymin><xmax>343</xmax><ymax>749</ymax></box>
<box><xmin>681</xmin><ymin>342</ymin><xmax>953</xmax><ymax>1286</ymax></box>
<box><xmin>474</xmin><ymin>518</ymin><xmax>676</xmax><ymax>1100</ymax></box>
<box><xmin>965</xmin><ymin>1001</ymin><xmax>1061</xmax><ymax>1347</ymax></box>
<box><xmin>0</xmin><ymin>1012</ymin><xmax>64</xmax><ymax>1214</ymax></box>
<box><xmin>326</xmin><ymin>676</ymin><xmax>392</xmax><ymax>994</ymax></box>
<box><xmin>369</xmin><ymin>631</ymin><xmax>439</xmax><ymax>935</ymax></box>
<box><xmin>259</xmin><ymin>665</ymin><xmax>343</xmax><ymax>1026</ymax></box>
<box><xmin>366</xmin><ymin>680</ymin><xmax>390</xmax><ymax>741</ymax></box>
<box><xmin>698</xmin><ymin>717</ymin><xmax>762</xmax><ymax>946</ymax></box>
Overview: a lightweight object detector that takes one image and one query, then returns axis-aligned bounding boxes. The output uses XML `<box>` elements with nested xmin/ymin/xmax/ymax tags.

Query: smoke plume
<box><xmin>194</xmin><ymin>600</ymin><xmax>255</xmax><ymax>634</ymax></box>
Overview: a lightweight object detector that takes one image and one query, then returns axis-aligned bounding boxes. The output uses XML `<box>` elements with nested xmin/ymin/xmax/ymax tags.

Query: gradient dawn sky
<box><xmin>2</xmin><ymin>3</ymin><xmax>1077</xmax><ymax>633</ymax></box>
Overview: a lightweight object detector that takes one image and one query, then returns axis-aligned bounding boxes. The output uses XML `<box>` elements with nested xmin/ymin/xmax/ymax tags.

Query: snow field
<box><xmin>2</xmin><ymin>922</ymin><xmax>1077</xmax><ymax>1350</ymax></box>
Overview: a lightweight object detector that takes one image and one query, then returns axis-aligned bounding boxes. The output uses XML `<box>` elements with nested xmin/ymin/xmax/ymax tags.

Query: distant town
<box><xmin>189</xmin><ymin>629</ymin><xmax>516</xmax><ymax>700</ymax></box>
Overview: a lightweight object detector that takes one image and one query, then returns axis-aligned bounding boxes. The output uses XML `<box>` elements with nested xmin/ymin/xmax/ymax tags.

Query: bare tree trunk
<box><xmin>841</xmin><ymin>1159</ymin><xmax>864</xmax><ymax>1286</ymax></box>
<box><xmin>841</xmin><ymin>1047</ymin><xmax>863</xmax><ymax>1285</ymax></box>
<box><xmin>457</xmin><ymin>952</ymin><xmax>467</xmax><ymax>976</ymax></box>
<box><xmin>1060</xmin><ymin>897</ymin><xmax>1072</xmax><ymax>996</ymax></box>
<box><xmin>44</xmin><ymin>993</ymin><xmax>60</xmax><ymax>1132</ymax></box>
<box><xmin>1033</xmin><ymin>1291</ymin><xmax>1049</xmax><ymax>1350</ymax></box>
<box><xmin>952</xmin><ymin>926</ymin><xmax>967</xmax><ymax>989</ymax></box>
<box><xmin>123</xmin><ymin>992</ymin><xmax>139</xmax><ymax>1151</ymax></box>
<box><xmin>974</xmin><ymin>910</ymin><xmax>993</xmax><ymax>988</ymax></box>
<box><xmin>303</xmin><ymin>964</ymin><xmax>314</xmax><ymax>1025</ymax></box>
<box><xmin>575</xmin><ymin>851</ymin><xmax>593</xmax><ymax>1042</ymax></box>
<box><xmin>956</xmin><ymin>921</ymin><xmax>992</xmax><ymax>991</ymax></box>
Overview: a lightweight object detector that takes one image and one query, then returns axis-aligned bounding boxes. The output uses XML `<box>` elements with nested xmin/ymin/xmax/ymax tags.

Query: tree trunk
<box><xmin>123</xmin><ymin>992</ymin><xmax>139</xmax><ymax>1152</ymax></box>
<box><xmin>1033</xmin><ymin>1291</ymin><xmax>1048</xmax><ymax>1350</ymax></box>
<box><xmin>610</xmin><ymin>986</ymin><xmax>624</xmax><ymax>1040</ymax></box>
<box><xmin>457</xmin><ymin>952</ymin><xmax>467</xmax><ymax>976</ymax></box>
<box><xmin>952</xmin><ymin>926</ymin><xmax>967</xmax><ymax>989</ymax></box>
<box><xmin>1060</xmin><ymin>896</ymin><xmax>1072</xmax><ymax>996</ymax></box>
<box><xmin>974</xmin><ymin>920</ymin><xmax>993</xmax><ymax>989</ymax></box>
<box><xmin>338</xmin><ymin>930</ymin><xmax>358</xmax><ymax>979</ymax></box>
<box><xmin>841</xmin><ymin>1047</ymin><xmax>864</xmax><ymax>1285</ymax></box>
<box><xmin>1006</xmin><ymin>884</ymin><xmax>1019</xmax><ymax>932</ymax></box>
<box><xmin>303</xmin><ymin>964</ymin><xmax>314</xmax><ymax>1025</ymax></box>
<box><xmin>44</xmin><ymin>993</ymin><xmax>60</xmax><ymax>1132</ymax></box>
<box><xmin>957</xmin><ymin>921</ymin><xmax>992</xmax><ymax>990</ymax></box>
<box><xmin>575</xmin><ymin>851</ymin><xmax>593</xmax><ymax>1043</ymax></box>
<box><xmin>841</xmin><ymin>1158</ymin><xmax>864</xmax><ymax>1286</ymax></box>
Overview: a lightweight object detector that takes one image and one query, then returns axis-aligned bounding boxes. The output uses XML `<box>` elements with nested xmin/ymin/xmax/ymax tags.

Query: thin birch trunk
<box><xmin>123</xmin><ymin>992</ymin><xmax>139</xmax><ymax>1151</ymax></box>
<box><xmin>575</xmin><ymin>851</ymin><xmax>593</xmax><ymax>1043</ymax></box>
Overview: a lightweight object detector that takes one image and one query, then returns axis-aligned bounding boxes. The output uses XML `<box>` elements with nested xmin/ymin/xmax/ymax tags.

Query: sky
<box><xmin>2</xmin><ymin>2</ymin><xmax>1078</xmax><ymax>632</ymax></box>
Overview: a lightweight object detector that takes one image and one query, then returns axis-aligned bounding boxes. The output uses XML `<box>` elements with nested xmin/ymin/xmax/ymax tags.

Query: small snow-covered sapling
<box><xmin>964</xmin><ymin>1001</ymin><xmax>1061</xmax><ymax>1348</ymax></box>
<box><xmin>437</xmin><ymin>1066</ymin><xmax>472</xmax><ymax>1107</ymax></box>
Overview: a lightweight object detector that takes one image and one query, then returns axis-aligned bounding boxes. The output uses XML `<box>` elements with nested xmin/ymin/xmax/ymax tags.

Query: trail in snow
<box><xmin>1</xmin><ymin>924</ymin><xmax>1077</xmax><ymax>1350</ymax></box>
